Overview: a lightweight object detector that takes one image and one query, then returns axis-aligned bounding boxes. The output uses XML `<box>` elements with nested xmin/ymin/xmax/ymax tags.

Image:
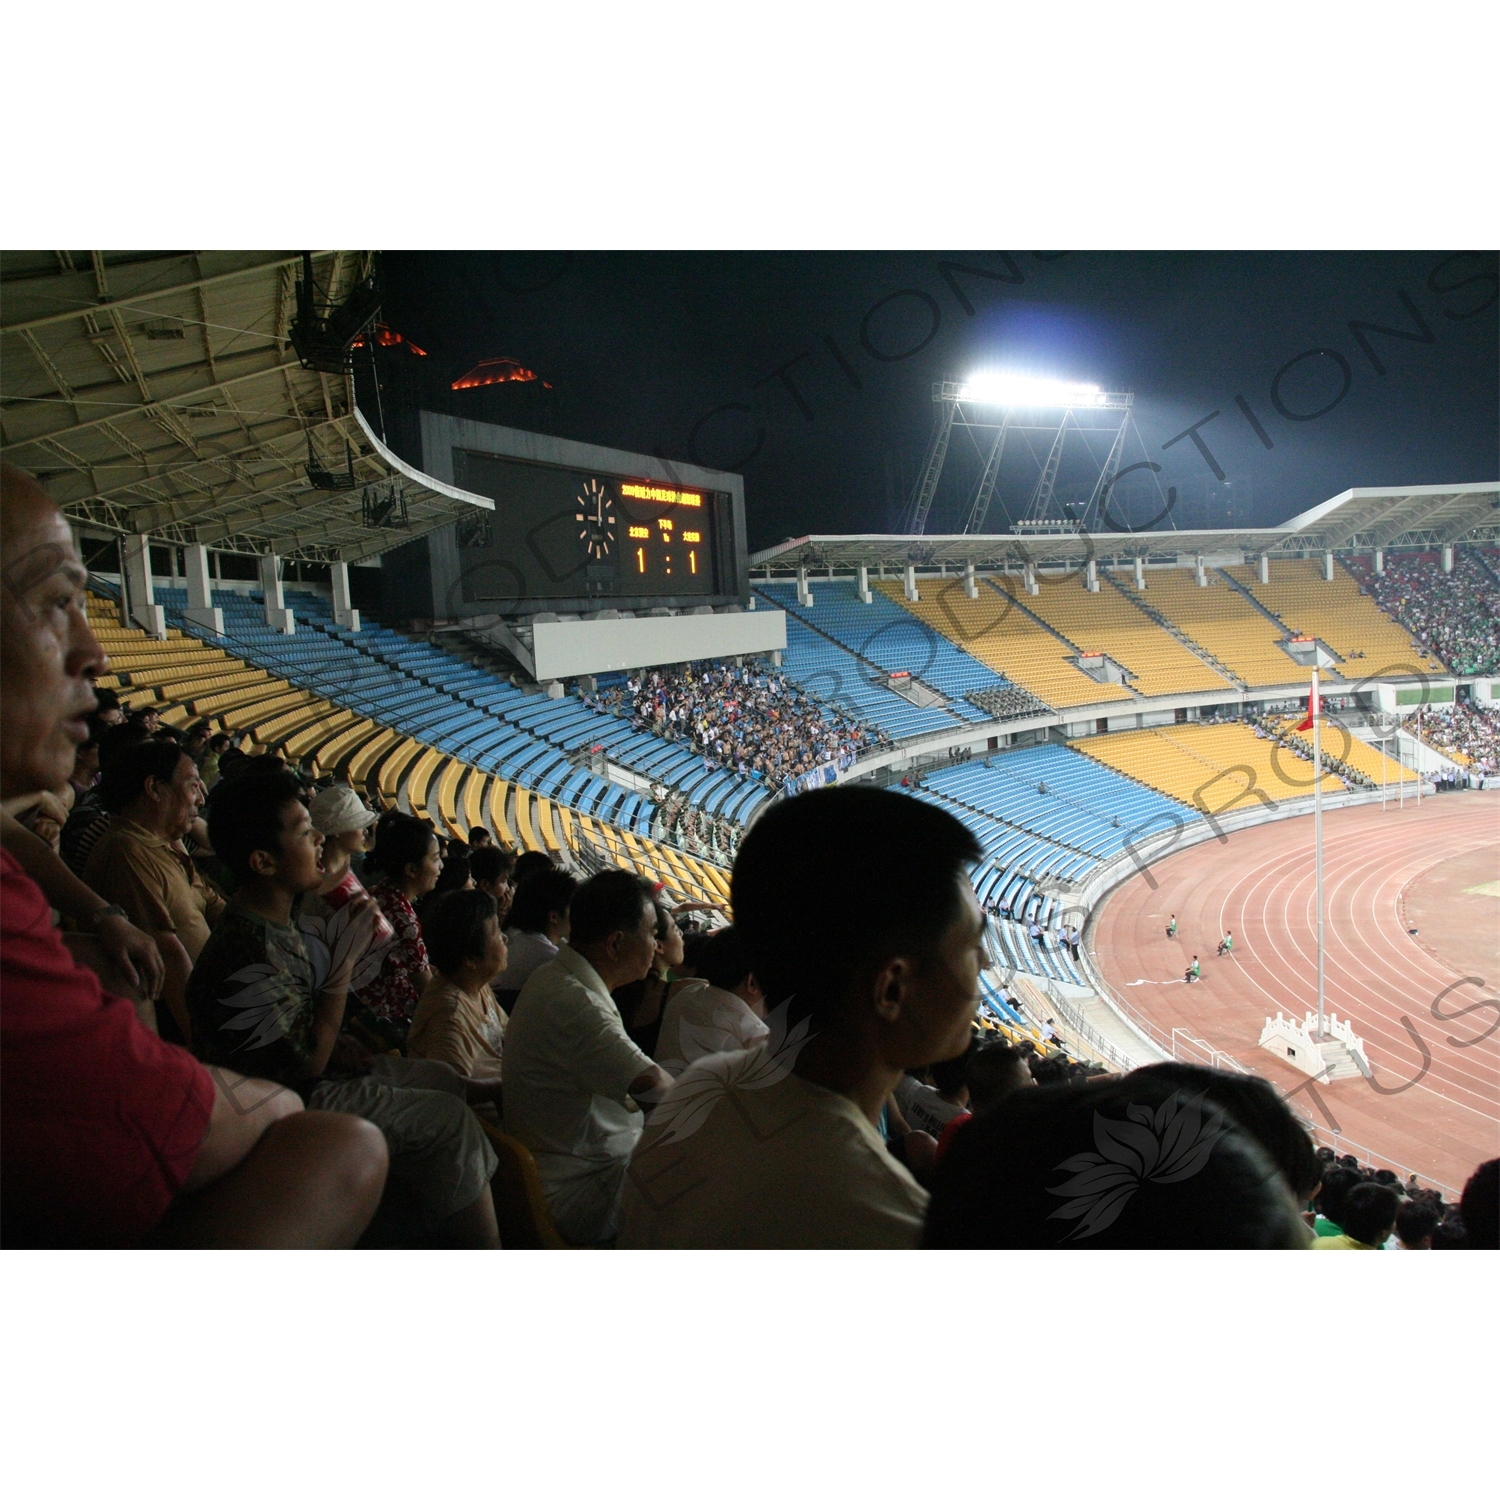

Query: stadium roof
<box><xmin>0</xmin><ymin>251</ymin><xmax>493</xmax><ymax>564</ymax></box>
<box><xmin>749</xmin><ymin>482</ymin><xmax>1500</xmax><ymax>571</ymax></box>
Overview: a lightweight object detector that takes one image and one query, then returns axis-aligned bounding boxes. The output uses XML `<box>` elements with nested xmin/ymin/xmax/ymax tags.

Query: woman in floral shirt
<box><xmin>359</xmin><ymin>814</ymin><xmax>442</xmax><ymax>1037</ymax></box>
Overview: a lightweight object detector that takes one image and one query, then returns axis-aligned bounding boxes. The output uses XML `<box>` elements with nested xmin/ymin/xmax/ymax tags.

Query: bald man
<box><xmin>1</xmin><ymin>462</ymin><xmax>388</xmax><ymax>1246</ymax></box>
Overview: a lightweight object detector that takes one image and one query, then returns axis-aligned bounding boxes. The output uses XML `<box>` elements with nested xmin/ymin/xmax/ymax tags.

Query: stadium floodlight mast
<box><xmin>901</xmin><ymin>372</ymin><xmax>1135</xmax><ymax>536</ymax></box>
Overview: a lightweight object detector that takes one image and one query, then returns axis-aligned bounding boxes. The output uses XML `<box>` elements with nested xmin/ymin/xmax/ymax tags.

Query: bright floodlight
<box><xmin>957</xmin><ymin>374</ymin><xmax>1106</xmax><ymax>407</ymax></box>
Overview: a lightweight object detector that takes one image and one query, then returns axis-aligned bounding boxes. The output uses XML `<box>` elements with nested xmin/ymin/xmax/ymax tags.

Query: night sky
<box><xmin>379</xmin><ymin>251</ymin><xmax>1499</xmax><ymax>554</ymax></box>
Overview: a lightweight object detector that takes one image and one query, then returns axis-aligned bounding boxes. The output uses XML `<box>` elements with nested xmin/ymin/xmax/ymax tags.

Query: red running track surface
<box><xmin>1091</xmin><ymin>793</ymin><xmax>1500</xmax><ymax>1194</ymax></box>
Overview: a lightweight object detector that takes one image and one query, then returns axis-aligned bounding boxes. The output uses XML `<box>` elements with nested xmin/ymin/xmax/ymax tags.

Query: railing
<box><xmin>1299</xmin><ymin>1124</ymin><xmax>1458</xmax><ymax>1198</ymax></box>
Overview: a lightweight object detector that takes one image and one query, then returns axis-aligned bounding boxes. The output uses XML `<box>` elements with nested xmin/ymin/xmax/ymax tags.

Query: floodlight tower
<box><xmin>900</xmin><ymin>375</ymin><xmax>1134</xmax><ymax>535</ymax></box>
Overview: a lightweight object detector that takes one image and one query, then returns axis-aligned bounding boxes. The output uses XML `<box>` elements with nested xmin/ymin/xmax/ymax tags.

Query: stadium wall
<box><xmin>531</xmin><ymin>609</ymin><xmax>787</xmax><ymax>679</ymax></box>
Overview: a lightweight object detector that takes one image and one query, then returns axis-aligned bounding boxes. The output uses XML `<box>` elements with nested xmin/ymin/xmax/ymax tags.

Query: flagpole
<box><xmin>1314</xmin><ymin>665</ymin><xmax>1325</xmax><ymax>1040</ymax></box>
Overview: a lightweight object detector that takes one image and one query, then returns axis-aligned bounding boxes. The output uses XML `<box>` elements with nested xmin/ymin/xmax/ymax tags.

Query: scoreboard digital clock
<box><xmin>451</xmin><ymin>449</ymin><xmax>724</xmax><ymax>603</ymax></box>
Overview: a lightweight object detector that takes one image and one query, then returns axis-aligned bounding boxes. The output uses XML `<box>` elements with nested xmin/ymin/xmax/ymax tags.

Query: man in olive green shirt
<box><xmin>83</xmin><ymin>739</ymin><xmax>224</xmax><ymax>1039</ymax></box>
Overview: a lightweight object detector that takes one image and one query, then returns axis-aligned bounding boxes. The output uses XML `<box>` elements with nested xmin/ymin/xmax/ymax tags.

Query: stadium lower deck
<box><xmin>88</xmin><ymin>535</ymin><xmax>1500</xmax><ymax>1188</ymax></box>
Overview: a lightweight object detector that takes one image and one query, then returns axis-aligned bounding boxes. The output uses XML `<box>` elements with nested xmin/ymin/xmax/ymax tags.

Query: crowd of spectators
<box><xmin>1409</xmin><ymin>701</ymin><xmax>1500</xmax><ymax>775</ymax></box>
<box><xmin>588</xmin><ymin>660</ymin><xmax>890</xmax><ymax>792</ymax></box>
<box><xmin>1348</xmin><ymin>550</ymin><xmax>1500</xmax><ymax>676</ymax></box>
<box><xmin>1307</xmin><ymin>1152</ymin><xmax>1491</xmax><ymax>1250</ymax></box>
<box><xmin>5</xmin><ymin>462</ymin><xmax>1498</xmax><ymax>1250</ymax></box>
<box><xmin>1250</xmin><ymin>713</ymin><xmax>1362</xmax><ymax>791</ymax></box>
<box><xmin>650</xmin><ymin>786</ymin><xmax>740</xmax><ymax>861</ymax></box>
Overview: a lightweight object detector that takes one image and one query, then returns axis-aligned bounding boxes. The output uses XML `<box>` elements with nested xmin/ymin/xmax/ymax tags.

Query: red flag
<box><xmin>1295</xmin><ymin>676</ymin><xmax>1319</xmax><ymax>732</ymax></box>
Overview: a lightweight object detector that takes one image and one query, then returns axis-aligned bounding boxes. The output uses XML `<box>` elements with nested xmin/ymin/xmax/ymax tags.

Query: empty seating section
<box><xmin>1115</xmin><ymin>568</ymin><xmax>1299</xmax><ymax>688</ymax></box>
<box><xmin>1019</xmin><ymin>577</ymin><xmax>1231</xmax><ymax>695</ymax></box>
<box><xmin>759</xmin><ymin>579</ymin><xmax>1004</xmax><ymax>721</ymax></box>
<box><xmin>754</xmin><ymin>586</ymin><xmax>959</xmax><ymax>737</ymax></box>
<box><xmin>84</xmin><ymin>588</ymin><xmax>728</xmax><ymax>904</ymax></box>
<box><xmin>1228</xmin><ymin>560</ymin><xmax>1443</xmax><ymax>675</ymax></box>
<box><xmin>1074</xmin><ymin>721</ymin><xmax>1342</xmax><ymax>809</ymax></box>
<box><xmin>878</xmin><ymin>576</ymin><xmax>1132</xmax><ymax>709</ymax></box>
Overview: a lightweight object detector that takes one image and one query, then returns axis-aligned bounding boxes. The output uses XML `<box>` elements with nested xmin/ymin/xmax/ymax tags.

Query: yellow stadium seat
<box><xmin>513</xmin><ymin>786</ymin><xmax>543</xmax><ymax>852</ymax></box>
<box><xmin>536</xmin><ymin>796</ymin><xmax>563</xmax><ymax>853</ymax></box>
<box><xmin>218</xmin><ymin>689</ymin><xmax>308</xmax><ymax>731</ymax></box>
<box><xmin>488</xmin><ymin>778</ymin><xmax>517</xmax><ymax>848</ymax></box>
<box><xmin>283</xmin><ymin>708</ymin><xmax>356</xmax><ymax>763</ymax></box>
<box><xmin>377</xmin><ymin>738</ymin><xmax>425</xmax><ymax>808</ymax></box>
<box><xmin>1019</xmin><ymin>576</ymin><xmax>1232</xmax><ymax>696</ymax></box>
<box><xmin>1116</xmin><ymin>567</ymin><xmax>1300</xmax><ymax>688</ymax></box>
<box><xmin>436</xmin><ymin>760</ymin><xmax>467</xmax><ymax>840</ymax></box>
<box><xmin>404</xmin><ymin>747</ymin><xmax>443</xmax><ymax>820</ymax></box>
<box><xmin>347</xmin><ymin>727</ymin><xmax>397</xmax><ymax>790</ymax></box>
<box><xmin>874</xmin><ymin>577</ymin><xmax>1134</xmax><ymax>709</ymax></box>
<box><xmin>1228</xmin><ymin>559</ymin><xmax>1444</xmax><ymax>677</ymax></box>
<box><xmin>250</xmin><ymin>699</ymin><xmax>335</xmax><ymax>747</ymax></box>
<box><xmin>462</xmin><ymin>767</ymin><xmax>489</xmax><ymax>840</ymax></box>
<box><xmin>311</xmin><ymin>718</ymin><xmax>386</xmax><ymax>778</ymax></box>
<box><xmin>1074</xmin><ymin>721</ymin><xmax>1342</xmax><ymax>810</ymax></box>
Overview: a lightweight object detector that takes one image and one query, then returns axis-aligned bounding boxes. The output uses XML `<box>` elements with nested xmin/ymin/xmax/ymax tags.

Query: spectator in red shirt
<box><xmin>0</xmin><ymin>460</ymin><xmax>388</xmax><ymax>1247</ymax></box>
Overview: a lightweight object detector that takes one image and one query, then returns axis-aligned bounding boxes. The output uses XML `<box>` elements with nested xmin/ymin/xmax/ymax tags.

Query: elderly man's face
<box><xmin>1</xmin><ymin>467</ymin><xmax>107</xmax><ymax>800</ymax></box>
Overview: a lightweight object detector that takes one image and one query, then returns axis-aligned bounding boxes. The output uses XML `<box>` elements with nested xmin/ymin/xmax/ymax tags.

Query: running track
<box><xmin>1091</xmin><ymin>794</ymin><xmax>1500</xmax><ymax>1192</ymax></box>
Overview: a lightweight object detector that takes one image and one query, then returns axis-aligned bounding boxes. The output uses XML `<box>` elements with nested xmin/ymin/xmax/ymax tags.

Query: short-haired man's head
<box><xmin>1339</xmin><ymin>1183</ymin><xmax>1400</xmax><ymax>1246</ymax></box>
<box><xmin>1317</xmin><ymin>1165</ymin><xmax>1363</xmax><ymax>1227</ymax></box>
<box><xmin>513</xmin><ymin>850</ymin><xmax>555</xmax><ymax>887</ymax></box>
<box><xmin>694</xmin><ymin>925</ymin><xmax>753</xmax><ymax>994</ymax></box>
<box><xmin>1</xmin><ymin>462</ymin><xmax>104</xmax><ymax>799</ymax></box>
<box><xmin>1133</xmin><ymin>1063</ymin><xmax>1321</xmax><ymax>1202</ymax></box>
<box><xmin>207</xmin><ymin>768</ymin><xmax>308</xmax><ymax>883</ymax></box>
<box><xmin>1395</xmin><ymin>1198</ymin><xmax>1440</xmax><ymax>1248</ymax></box>
<box><xmin>508</xmin><ymin>869</ymin><xmax>578</xmax><ymax>934</ymax></box>
<box><xmin>1459</xmin><ymin>1157</ymin><xmax>1498</xmax><ymax>1250</ymax></box>
<box><xmin>469</xmin><ymin>844</ymin><xmax>516</xmax><ymax>891</ymax></box>
<box><xmin>423</xmin><ymin>888</ymin><xmax>499</xmax><ymax>976</ymax></box>
<box><xmin>98</xmin><ymin>738</ymin><xmax>189</xmax><ymax>815</ymax></box>
<box><xmin>568</xmin><ymin>868</ymin><xmax>656</xmax><ymax>949</ymax></box>
<box><xmin>965</xmin><ymin>1041</ymin><xmax>1034</xmax><ymax>1110</ymax></box>
<box><xmin>731</xmin><ymin>786</ymin><xmax>982</xmax><ymax>1020</ymax></box>
<box><xmin>924</xmin><ymin>1074</ymin><xmax>1307</xmax><ymax>1249</ymax></box>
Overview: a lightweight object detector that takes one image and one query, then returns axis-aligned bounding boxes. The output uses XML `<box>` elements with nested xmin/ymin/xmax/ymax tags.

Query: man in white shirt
<box><xmin>503</xmin><ymin>870</ymin><xmax>672</xmax><ymax>1245</ymax></box>
<box><xmin>654</xmin><ymin>925</ymin><xmax>768</xmax><ymax>1077</ymax></box>
<box><xmin>619</xmin><ymin>785</ymin><xmax>986</xmax><ymax>1249</ymax></box>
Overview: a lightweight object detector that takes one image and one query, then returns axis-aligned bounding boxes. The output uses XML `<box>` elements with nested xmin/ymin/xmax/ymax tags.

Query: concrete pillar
<box><xmin>796</xmin><ymin>567</ymin><xmax>813</xmax><ymax>607</ymax></box>
<box><xmin>1441</xmin><ymin>544</ymin><xmax>1454</xmax><ymax>574</ymax></box>
<box><xmin>1133</xmin><ymin>556</ymin><xmax>1146</xmax><ymax>590</ymax></box>
<box><xmin>1373</xmin><ymin>549</ymin><xmax>1384</xmax><ymax>575</ymax></box>
<box><xmin>544</xmin><ymin>679</ymin><xmax>564</xmax><ymax>699</ymax></box>
<box><xmin>1322</xmin><ymin>550</ymin><xmax>1334</xmax><ymax>582</ymax></box>
<box><xmin>1085</xmin><ymin>558</ymin><xmax>1099</xmax><ymax>593</ymax></box>
<box><xmin>1258</xmin><ymin>554</ymin><xmax>1270</xmax><ymax>584</ymax></box>
<box><xmin>259</xmin><ymin>554</ymin><xmax>295</xmax><ymax>635</ymax></box>
<box><xmin>577</xmin><ymin>675</ymin><xmax>598</xmax><ymax>693</ymax></box>
<box><xmin>904</xmin><ymin>564</ymin><xmax>918</xmax><ymax>602</ymax></box>
<box><xmin>1195</xmin><ymin>555</ymin><xmax>1207</xmax><ymax>587</ymax></box>
<box><xmin>121</xmin><ymin>534</ymin><xmax>166</xmax><ymax>639</ymax></box>
<box><xmin>331</xmin><ymin>559</ymin><xmax>361</xmax><ymax>631</ymax></box>
<box><xmin>856</xmin><ymin>564</ymin><xmax>873</xmax><ymax>604</ymax></box>
<box><xmin>770</xmin><ymin>649</ymin><xmax>782</xmax><ymax>667</ymax></box>
<box><xmin>964</xmin><ymin>560</ymin><xmax>978</xmax><ymax>600</ymax></box>
<box><xmin>1023</xmin><ymin>563</ymin><xmax>1039</xmax><ymax>596</ymax></box>
<box><xmin>182</xmin><ymin>543</ymin><xmax>224</xmax><ymax>635</ymax></box>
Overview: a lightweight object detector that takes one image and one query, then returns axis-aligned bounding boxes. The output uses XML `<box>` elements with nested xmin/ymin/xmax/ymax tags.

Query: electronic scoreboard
<box><xmin>451</xmin><ymin>449</ymin><xmax>729</xmax><ymax>604</ymax></box>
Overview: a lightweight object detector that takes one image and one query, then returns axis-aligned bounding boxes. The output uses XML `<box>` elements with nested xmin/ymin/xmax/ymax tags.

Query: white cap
<box><xmin>310</xmin><ymin>784</ymin><xmax>378</xmax><ymax>836</ymax></box>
